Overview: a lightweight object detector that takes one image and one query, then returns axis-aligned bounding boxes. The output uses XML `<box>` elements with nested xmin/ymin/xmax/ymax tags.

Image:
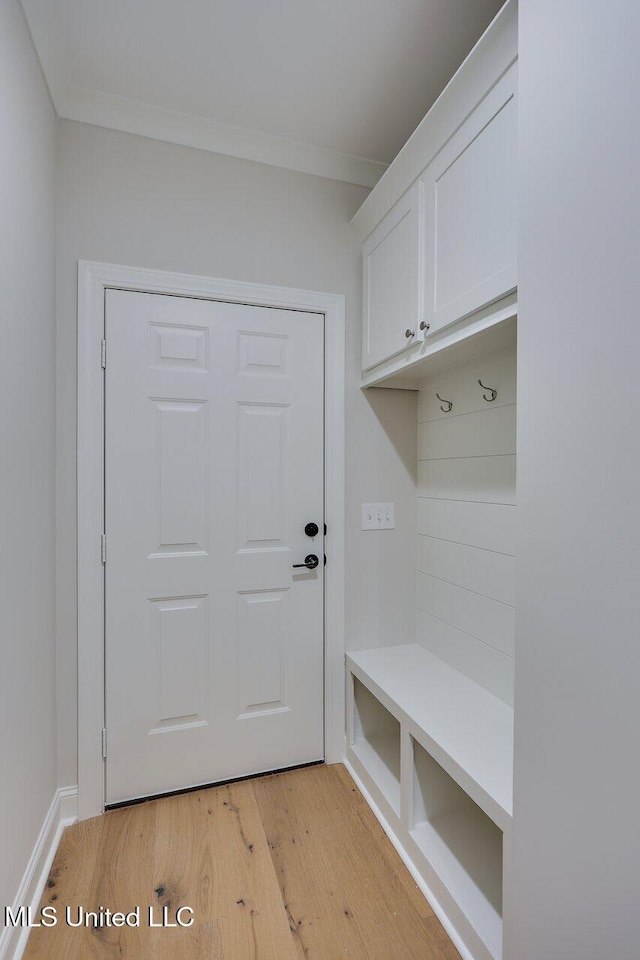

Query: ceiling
<box><xmin>21</xmin><ymin>0</ymin><xmax>504</xmax><ymax>187</ymax></box>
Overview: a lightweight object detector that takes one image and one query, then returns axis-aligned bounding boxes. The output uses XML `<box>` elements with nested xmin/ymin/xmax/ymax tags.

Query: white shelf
<box><xmin>351</xmin><ymin>734</ymin><xmax>401</xmax><ymax>816</ymax></box>
<box><xmin>359</xmin><ymin>298</ymin><xmax>517</xmax><ymax>390</ymax></box>
<box><xmin>347</xmin><ymin>644</ymin><xmax>513</xmax><ymax>830</ymax></box>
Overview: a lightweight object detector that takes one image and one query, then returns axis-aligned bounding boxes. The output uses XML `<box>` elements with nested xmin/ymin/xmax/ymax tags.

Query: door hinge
<box><xmin>101</xmin><ymin>728</ymin><xmax>107</xmax><ymax>760</ymax></box>
<box><xmin>101</xmin><ymin>339</ymin><xmax>106</xmax><ymax>369</ymax></box>
<box><xmin>101</xmin><ymin>534</ymin><xmax>107</xmax><ymax>564</ymax></box>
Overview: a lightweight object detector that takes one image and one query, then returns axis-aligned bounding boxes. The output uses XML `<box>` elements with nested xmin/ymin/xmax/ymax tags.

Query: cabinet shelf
<box><xmin>360</xmin><ymin>297</ymin><xmax>517</xmax><ymax>391</ymax></box>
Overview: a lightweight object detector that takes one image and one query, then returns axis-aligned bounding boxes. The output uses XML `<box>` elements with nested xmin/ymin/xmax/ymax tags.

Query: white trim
<box><xmin>77</xmin><ymin>260</ymin><xmax>346</xmax><ymax>820</ymax></box>
<box><xmin>58</xmin><ymin>87</ymin><xmax>386</xmax><ymax>188</ymax></box>
<box><xmin>0</xmin><ymin>787</ymin><xmax>78</xmax><ymax>960</ymax></box>
<box><xmin>56</xmin><ymin>786</ymin><xmax>79</xmax><ymax>825</ymax></box>
<box><xmin>344</xmin><ymin>760</ymin><xmax>475</xmax><ymax>960</ymax></box>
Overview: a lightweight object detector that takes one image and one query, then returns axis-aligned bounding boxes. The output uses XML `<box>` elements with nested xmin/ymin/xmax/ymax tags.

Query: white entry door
<box><xmin>104</xmin><ymin>290</ymin><xmax>325</xmax><ymax>804</ymax></box>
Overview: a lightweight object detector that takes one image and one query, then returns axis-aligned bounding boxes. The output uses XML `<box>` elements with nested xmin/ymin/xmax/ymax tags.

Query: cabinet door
<box><xmin>423</xmin><ymin>63</ymin><xmax>517</xmax><ymax>336</ymax></box>
<box><xmin>362</xmin><ymin>181</ymin><xmax>423</xmax><ymax>371</ymax></box>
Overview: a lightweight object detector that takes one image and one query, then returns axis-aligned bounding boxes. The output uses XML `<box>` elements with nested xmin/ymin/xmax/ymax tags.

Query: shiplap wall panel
<box><xmin>417</xmin><ymin>609</ymin><xmax>514</xmax><ymax>705</ymax></box>
<box><xmin>417</xmin><ymin>499</ymin><xmax>516</xmax><ymax>556</ymax></box>
<box><xmin>417</xmin><ymin>355</ymin><xmax>516</xmax><ymax>422</ymax></box>
<box><xmin>416</xmin><ymin>349</ymin><xmax>516</xmax><ymax>703</ymax></box>
<box><xmin>417</xmin><ymin>404</ymin><xmax>516</xmax><ymax>460</ymax></box>
<box><xmin>417</xmin><ymin>455</ymin><xmax>516</xmax><ymax>504</ymax></box>
<box><xmin>417</xmin><ymin>572</ymin><xmax>515</xmax><ymax>656</ymax></box>
<box><xmin>418</xmin><ymin>536</ymin><xmax>515</xmax><ymax>606</ymax></box>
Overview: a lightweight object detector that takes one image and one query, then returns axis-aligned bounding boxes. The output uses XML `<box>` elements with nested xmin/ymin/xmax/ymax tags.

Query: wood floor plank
<box><xmin>84</xmin><ymin>800</ymin><xmax>159</xmax><ymax>960</ymax></box>
<box><xmin>149</xmin><ymin>780</ymin><xmax>300</xmax><ymax>960</ymax></box>
<box><xmin>331</xmin><ymin>764</ymin><xmax>435</xmax><ymax>918</ymax></box>
<box><xmin>252</xmin><ymin>769</ymin><xmax>372</xmax><ymax>960</ymax></box>
<box><xmin>253</xmin><ymin>764</ymin><xmax>461</xmax><ymax>960</ymax></box>
<box><xmin>23</xmin><ymin>764</ymin><xmax>461</xmax><ymax>960</ymax></box>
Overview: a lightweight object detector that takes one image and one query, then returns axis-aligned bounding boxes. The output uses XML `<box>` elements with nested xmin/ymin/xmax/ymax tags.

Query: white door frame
<box><xmin>77</xmin><ymin>260</ymin><xmax>346</xmax><ymax>821</ymax></box>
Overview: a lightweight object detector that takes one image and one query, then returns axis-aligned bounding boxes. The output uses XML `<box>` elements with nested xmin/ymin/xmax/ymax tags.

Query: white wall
<box><xmin>55</xmin><ymin>120</ymin><xmax>417</xmax><ymax>786</ymax></box>
<box><xmin>511</xmin><ymin>2</ymin><xmax>640</xmax><ymax>957</ymax></box>
<box><xmin>0</xmin><ymin>0</ymin><xmax>57</xmax><ymax>918</ymax></box>
<box><xmin>416</xmin><ymin>349</ymin><xmax>516</xmax><ymax>704</ymax></box>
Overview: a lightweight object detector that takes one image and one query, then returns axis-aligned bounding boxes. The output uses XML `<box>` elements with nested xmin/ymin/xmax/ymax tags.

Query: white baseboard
<box><xmin>0</xmin><ymin>786</ymin><xmax>78</xmax><ymax>960</ymax></box>
<box><xmin>344</xmin><ymin>759</ymin><xmax>475</xmax><ymax>960</ymax></box>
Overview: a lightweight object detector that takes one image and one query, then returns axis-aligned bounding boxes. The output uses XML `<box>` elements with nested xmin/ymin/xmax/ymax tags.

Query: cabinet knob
<box><xmin>405</xmin><ymin>329</ymin><xmax>415</xmax><ymax>339</ymax></box>
<box><xmin>420</xmin><ymin>321</ymin><xmax>430</xmax><ymax>332</ymax></box>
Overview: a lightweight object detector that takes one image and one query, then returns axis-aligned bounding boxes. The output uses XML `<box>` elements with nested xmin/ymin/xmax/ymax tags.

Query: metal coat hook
<box><xmin>478</xmin><ymin>379</ymin><xmax>497</xmax><ymax>402</ymax></box>
<box><xmin>436</xmin><ymin>392</ymin><xmax>453</xmax><ymax>413</ymax></box>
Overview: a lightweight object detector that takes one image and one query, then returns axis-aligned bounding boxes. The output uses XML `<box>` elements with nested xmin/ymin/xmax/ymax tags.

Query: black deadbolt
<box><xmin>305</xmin><ymin>522</ymin><xmax>319</xmax><ymax>538</ymax></box>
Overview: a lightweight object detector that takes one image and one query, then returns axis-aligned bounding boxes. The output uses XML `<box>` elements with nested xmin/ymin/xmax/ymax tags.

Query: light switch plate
<box><xmin>361</xmin><ymin>503</ymin><xmax>395</xmax><ymax>530</ymax></box>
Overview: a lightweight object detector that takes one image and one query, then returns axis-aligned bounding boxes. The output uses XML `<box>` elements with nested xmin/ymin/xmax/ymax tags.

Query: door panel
<box><xmin>152</xmin><ymin>594</ymin><xmax>208</xmax><ymax>728</ymax></box>
<box><xmin>104</xmin><ymin>290</ymin><xmax>324</xmax><ymax>804</ymax></box>
<box><xmin>153</xmin><ymin>399</ymin><xmax>208</xmax><ymax>554</ymax></box>
<box><xmin>236</xmin><ymin>589</ymin><xmax>289</xmax><ymax>717</ymax></box>
<box><xmin>237</xmin><ymin>403</ymin><xmax>288</xmax><ymax>548</ymax></box>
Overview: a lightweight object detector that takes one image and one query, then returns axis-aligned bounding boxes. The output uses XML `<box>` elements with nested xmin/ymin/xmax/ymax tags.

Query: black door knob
<box><xmin>304</xmin><ymin>522</ymin><xmax>319</xmax><ymax>538</ymax></box>
<box><xmin>292</xmin><ymin>554</ymin><xmax>319</xmax><ymax>570</ymax></box>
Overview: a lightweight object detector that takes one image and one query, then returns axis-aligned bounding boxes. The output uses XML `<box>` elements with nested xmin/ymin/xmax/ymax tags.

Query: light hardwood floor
<box><xmin>24</xmin><ymin>764</ymin><xmax>460</xmax><ymax>959</ymax></box>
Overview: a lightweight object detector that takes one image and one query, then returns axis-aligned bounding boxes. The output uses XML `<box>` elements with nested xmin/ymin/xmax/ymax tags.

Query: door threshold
<box><xmin>105</xmin><ymin>759</ymin><xmax>325</xmax><ymax>810</ymax></box>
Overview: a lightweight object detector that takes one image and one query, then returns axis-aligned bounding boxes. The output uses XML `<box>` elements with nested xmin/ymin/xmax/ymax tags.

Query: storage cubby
<box><xmin>411</xmin><ymin>737</ymin><xmax>503</xmax><ymax>958</ymax></box>
<box><xmin>351</xmin><ymin>677</ymin><xmax>401</xmax><ymax>815</ymax></box>
<box><xmin>347</xmin><ymin>645</ymin><xmax>512</xmax><ymax>959</ymax></box>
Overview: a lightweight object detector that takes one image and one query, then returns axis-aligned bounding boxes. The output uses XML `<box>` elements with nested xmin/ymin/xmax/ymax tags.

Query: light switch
<box><xmin>361</xmin><ymin>503</ymin><xmax>395</xmax><ymax>530</ymax></box>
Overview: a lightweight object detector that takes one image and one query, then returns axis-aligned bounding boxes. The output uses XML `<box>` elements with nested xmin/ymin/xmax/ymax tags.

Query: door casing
<box><xmin>77</xmin><ymin>260</ymin><xmax>346</xmax><ymax>820</ymax></box>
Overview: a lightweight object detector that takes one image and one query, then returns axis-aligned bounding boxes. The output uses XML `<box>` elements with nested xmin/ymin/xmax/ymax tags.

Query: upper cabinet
<box><xmin>422</xmin><ymin>65</ymin><xmax>517</xmax><ymax>337</ymax></box>
<box><xmin>363</xmin><ymin>181</ymin><xmax>423</xmax><ymax>370</ymax></box>
<box><xmin>354</xmin><ymin>0</ymin><xmax>518</xmax><ymax>384</ymax></box>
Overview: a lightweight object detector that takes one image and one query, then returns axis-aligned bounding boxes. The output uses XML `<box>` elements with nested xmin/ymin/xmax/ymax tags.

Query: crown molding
<box><xmin>21</xmin><ymin>0</ymin><xmax>386</xmax><ymax>187</ymax></box>
<box><xmin>56</xmin><ymin>85</ymin><xmax>386</xmax><ymax>188</ymax></box>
